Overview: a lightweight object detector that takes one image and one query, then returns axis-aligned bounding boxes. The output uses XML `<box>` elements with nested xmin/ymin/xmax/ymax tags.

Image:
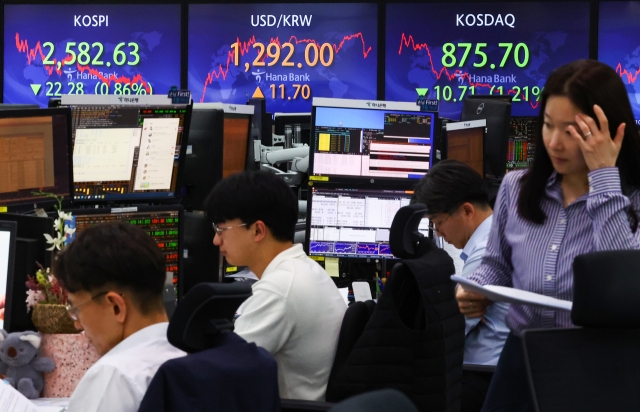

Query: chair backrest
<box><xmin>138</xmin><ymin>282</ymin><xmax>280</xmax><ymax>412</ymax></box>
<box><xmin>326</xmin><ymin>300</ymin><xmax>376</xmax><ymax>400</ymax></box>
<box><xmin>329</xmin><ymin>389</ymin><xmax>419</xmax><ymax>412</ymax></box>
<box><xmin>572</xmin><ymin>250</ymin><xmax>640</xmax><ymax>328</ymax></box>
<box><xmin>167</xmin><ymin>282</ymin><xmax>252</xmax><ymax>353</ymax></box>
<box><xmin>522</xmin><ymin>327</ymin><xmax>640</xmax><ymax>412</ymax></box>
<box><xmin>326</xmin><ymin>204</ymin><xmax>465</xmax><ymax>411</ymax></box>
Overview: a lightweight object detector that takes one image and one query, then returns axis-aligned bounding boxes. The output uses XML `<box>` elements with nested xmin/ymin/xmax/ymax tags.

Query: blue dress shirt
<box><xmin>459</xmin><ymin>215</ymin><xmax>510</xmax><ymax>365</ymax></box>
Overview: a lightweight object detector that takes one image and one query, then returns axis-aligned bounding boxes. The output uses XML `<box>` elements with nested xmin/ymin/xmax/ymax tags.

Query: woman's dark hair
<box><xmin>204</xmin><ymin>170</ymin><xmax>298</xmax><ymax>242</ymax></box>
<box><xmin>413</xmin><ymin>159</ymin><xmax>490</xmax><ymax>215</ymax></box>
<box><xmin>54</xmin><ymin>222</ymin><xmax>167</xmax><ymax>314</ymax></box>
<box><xmin>518</xmin><ymin>59</ymin><xmax>640</xmax><ymax>228</ymax></box>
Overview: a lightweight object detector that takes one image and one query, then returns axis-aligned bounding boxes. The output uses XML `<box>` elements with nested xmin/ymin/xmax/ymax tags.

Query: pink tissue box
<box><xmin>39</xmin><ymin>333</ymin><xmax>100</xmax><ymax>398</ymax></box>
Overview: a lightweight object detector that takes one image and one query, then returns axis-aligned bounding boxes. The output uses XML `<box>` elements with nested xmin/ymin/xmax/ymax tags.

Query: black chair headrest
<box><xmin>167</xmin><ymin>282</ymin><xmax>252</xmax><ymax>353</ymax></box>
<box><xmin>389</xmin><ymin>203</ymin><xmax>429</xmax><ymax>260</ymax></box>
<box><xmin>572</xmin><ymin>250</ymin><xmax>640</xmax><ymax>328</ymax></box>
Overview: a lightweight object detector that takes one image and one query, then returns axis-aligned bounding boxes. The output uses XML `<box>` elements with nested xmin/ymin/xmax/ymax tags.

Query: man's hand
<box><xmin>456</xmin><ymin>285</ymin><xmax>492</xmax><ymax>318</ymax></box>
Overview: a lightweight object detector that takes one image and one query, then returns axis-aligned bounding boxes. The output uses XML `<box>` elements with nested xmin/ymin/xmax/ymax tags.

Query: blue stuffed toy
<box><xmin>0</xmin><ymin>330</ymin><xmax>56</xmax><ymax>399</ymax></box>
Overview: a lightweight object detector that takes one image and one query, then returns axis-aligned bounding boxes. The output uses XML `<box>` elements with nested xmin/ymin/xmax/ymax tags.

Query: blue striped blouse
<box><xmin>467</xmin><ymin>167</ymin><xmax>640</xmax><ymax>334</ymax></box>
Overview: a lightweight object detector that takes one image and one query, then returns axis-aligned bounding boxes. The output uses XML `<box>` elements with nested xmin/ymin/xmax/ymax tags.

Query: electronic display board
<box><xmin>598</xmin><ymin>1</ymin><xmax>640</xmax><ymax>125</ymax></box>
<box><xmin>385</xmin><ymin>2</ymin><xmax>590</xmax><ymax>119</ymax></box>
<box><xmin>188</xmin><ymin>3</ymin><xmax>378</xmax><ymax>113</ymax></box>
<box><xmin>4</xmin><ymin>4</ymin><xmax>181</xmax><ymax>107</ymax></box>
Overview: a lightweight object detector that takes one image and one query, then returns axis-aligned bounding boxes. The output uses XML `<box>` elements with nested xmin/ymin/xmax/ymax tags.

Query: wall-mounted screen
<box><xmin>385</xmin><ymin>2</ymin><xmax>590</xmax><ymax>119</ymax></box>
<box><xmin>4</xmin><ymin>4</ymin><xmax>181</xmax><ymax>107</ymax></box>
<box><xmin>188</xmin><ymin>3</ymin><xmax>377</xmax><ymax>113</ymax></box>
<box><xmin>598</xmin><ymin>1</ymin><xmax>640</xmax><ymax>125</ymax></box>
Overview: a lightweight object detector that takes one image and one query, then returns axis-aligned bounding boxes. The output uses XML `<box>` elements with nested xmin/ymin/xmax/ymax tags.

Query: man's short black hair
<box><xmin>54</xmin><ymin>222</ymin><xmax>166</xmax><ymax>314</ymax></box>
<box><xmin>204</xmin><ymin>170</ymin><xmax>298</xmax><ymax>242</ymax></box>
<box><xmin>413</xmin><ymin>159</ymin><xmax>490</xmax><ymax>215</ymax></box>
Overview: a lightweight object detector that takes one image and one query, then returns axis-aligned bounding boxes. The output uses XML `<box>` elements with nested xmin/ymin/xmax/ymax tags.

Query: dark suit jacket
<box><xmin>138</xmin><ymin>332</ymin><xmax>280</xmax><ymax>412</ymax></box>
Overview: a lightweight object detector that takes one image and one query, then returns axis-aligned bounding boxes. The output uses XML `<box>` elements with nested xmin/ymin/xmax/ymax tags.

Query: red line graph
<box><xmin>14</xmin><ymin>33</ymin><xmax>152</xmax><ymax>93</ymax></box>
<box><xmin>398</xmin><ymin>33</ymin><xmax>540</xmax><ymax>109</ymax></box>
<box><xmin>200</xmin><ymin>33</ymin><xmax>372</xmax><ymax>103</ymax></box>
<box><xmin>616</xmin><ymin>63</ymin><xmax>640</xmax><ymax>84</ymax></box>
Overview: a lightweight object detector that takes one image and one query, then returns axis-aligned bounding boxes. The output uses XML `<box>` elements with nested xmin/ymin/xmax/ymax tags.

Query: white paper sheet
<box><xmin>0</xmin><ymin>382</ymin><xmax>40</xmax><ymax>412</ymax></box>
<box><xmin>451</xmin><ymin>275</ymin><xmax>572</xmax><ymax>312</ymax></box>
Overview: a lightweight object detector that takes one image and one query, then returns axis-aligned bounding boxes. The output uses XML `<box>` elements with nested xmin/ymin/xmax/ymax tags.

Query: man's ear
<box><xmin>253</xmin><ymin>220</ymin><xmax>268</xmax><ymax>242</ymax></box>
<box><xmin>106</xmin><ymin>292</ymin><xmax>127</xmax><ymax>323</ymax></box>
<box><xmin>461</xmin><ymin>202</ymin><xmax>476</xmax><ymax>218</ymax></box>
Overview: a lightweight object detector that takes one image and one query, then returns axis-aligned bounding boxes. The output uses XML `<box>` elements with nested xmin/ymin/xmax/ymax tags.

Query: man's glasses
<box><xmin>428</xmin><ymin>214</ymin><xmax>452</xmax><ymax>234</ymax></box>
<box><xmin>212</xmin><ymin>223</ymin><xmax>247</xmax><ymax>236</ymax></box>
<box><xmin>65</xmin><ymin>291</ymin><xmax>109</xmax><ymax>321</ymax></box>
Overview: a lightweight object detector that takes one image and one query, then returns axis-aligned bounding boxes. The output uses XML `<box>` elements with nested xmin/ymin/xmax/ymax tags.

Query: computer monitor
<box><xmin>445</xmin><ymin>120</ymin><xmax>486</xmax><ymax>177</ymax></box>
<box><xmin>0</xmin><ymin>107</ymin><xmax>73</xmax><ymax>209</ymax></box>
<box><xmin>70</xmin><ymin>205</ymin><xmax>184</xmax><ymax>298</ymax></box>
<box><xmin>0</xmin><ymin>104</ymin><xmax>39</xmax><ymax>110</ymax></box>
<box><xmin>507</xmin><ymin>116</ymin><xmax>539</xmax><ymax>172</ymax></box>
<box><xmin>306</xmin><ymin>186</ymin><xmax>415</xmax><ymax>262</ymax></box>
<box><xmin>273</xmin><ymin>113</ymin><xmax>311</xmax><ymax>147</ymax></box>
<box><xmin>0</xmin><ymin>221</ymin><xmax>17</xmax><ymax>332</ymax></box>
<box><xmin>461</xmin><ymin>95</ymin><xmax>512</xmax><ymax>179</ymax></box>
<box><xmin>181</xmin><ymin>107</ymin><xmax>225</xmax><ymax>212</ymax></box>
<box><xmin>61</xmin><ymin>95</ymin><xmax>192</xmax><ymax>202</ymax></box>
<box><xmin>193</xmin><ymin>103</ymin><xmax>254</xmax><ymax>178</ymax></box>
<box><xmin>310</xmin><ymin>98</ymin><xmax>436</xmax><ymax>183</ymax></box>
<box><xmin>0</xmin><ymin>213</ymin><xmax>55</xmax><ymax>332</ymax></box>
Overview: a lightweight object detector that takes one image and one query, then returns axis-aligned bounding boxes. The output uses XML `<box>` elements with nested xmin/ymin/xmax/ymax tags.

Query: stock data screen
<box><xmin>599</xmin><ymin>2</ymin><xmax>640</xmax><ymax>125</ymax></box>
<box><xmin>73</xmin><ymin>209</ymin><xmax>181</xmax><ymax>284</ymax></box>
<box><xmin>312</xmin><ymin>101</ymin><xmax>435</xmax><ymax>180</ymax></box>
<box><xmin>4</xmin><ymin>4</ymin><xmax>181</xmax><ymax>107</ymax></box>
<box><xmin>385</xmin><ymin>2</ymin><xmax>590</xmax><ymax>118</ymax></box>
<box><xmin>188</xmin><ymin>3</ymin><xmax>378</xmax><ymax>113</ymax></box>
<box><xmin>71</xmin><ymin>105</ymin><xmax>189</xmax><ymax>201</ymax></box>
<box><xmin>308</xmin><ymin>187</ymin><xmax>414</xmax><ymax>259</ymax></box>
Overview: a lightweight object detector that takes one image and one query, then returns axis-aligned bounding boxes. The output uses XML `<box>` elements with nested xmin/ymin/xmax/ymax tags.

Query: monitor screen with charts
<box><xmin>70</xmin><ymin>206</ymin><xmax>183</xmax><ymax>294</ymax></box>
<box><xmin>67</xmin><ymin>98</ymin><xmax>192</xmax><ymax>202</ymax></box>
<box><xmin>311</xmin><ymin>98</ymin><xmax>435</xmax><ymax>182</ymax></box>
<box><xmin>306</xmin><ymin>186</ymin><xmax>429</xmax><ymax>260</ymax></box>
<box><xmin>0</xmin><ymin>108</ymin><xmax>72</xmax><ymax>207</ymax></box>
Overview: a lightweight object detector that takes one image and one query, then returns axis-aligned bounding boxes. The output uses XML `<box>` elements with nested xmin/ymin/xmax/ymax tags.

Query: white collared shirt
<box><xmin>67</xmin><ymin>322</ymin><xmax>185</xmax><ymax>412</ymax></box>
<box><xmin>234</xmin><ymin>244</ymin><xmax>347</xmax><ymax>401</ymax></box>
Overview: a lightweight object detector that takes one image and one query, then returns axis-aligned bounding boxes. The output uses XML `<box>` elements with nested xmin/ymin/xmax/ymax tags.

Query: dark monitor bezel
<box><xmin>0</xmin><ymin>107</ymin><xmax>74</xmax><ymax>211</ymax></box>
<box><xmin>69</xmin><ymin>102</ymin><xmax>193</xmax><ymax>205</ymax></box>
<box><xmin>181</xmin><ymin>107</ymin><xmax>225</xmax><ymax>212</ymax></box>
<box><xmin>309</xmin><ymin>101</ymin><xmax>437</xmax><ymax>188</ymax></box>
<box><xmin>67</xmin><ymin>204</ymin><xmax>186</xmax><ymax>299</ymax></box>
<box><xmin>460</xmin><ymin>97</ymin><xmax>512</xmax><ymax>179</ymax></box>
<box><xmin>0</xmin><ymin>221</ymin><xmax>18</xmax><ymax>332</ymax></box>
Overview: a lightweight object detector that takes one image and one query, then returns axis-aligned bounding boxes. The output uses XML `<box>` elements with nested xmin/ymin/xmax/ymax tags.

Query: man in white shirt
<box><xmin>414</xmin><ymin>160</ymin><xmax>509</xmax><ymax>412</ymax></box>
<box><xmin>205</xmin><ymin>171</ymin><xmax>346</xmax><ymax>401</ymax></box>
<box><xmin>54</xmin><ymin>222</ymin><xmax>185</xmax><ymax>412</ymax></box>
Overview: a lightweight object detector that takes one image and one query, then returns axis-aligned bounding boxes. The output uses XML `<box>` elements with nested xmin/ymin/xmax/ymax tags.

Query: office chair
<box><xmin>138</xmin><ymin>282</ymin><xmax>280</xmax><ymax>412</ymax></box>
<box><xmin>522</xmin><ymin>250</ymin><xmax>640</xmax><ymax>412</ymax></box>
<box><xmin>326</xmin><ymin>203</ymin><xmax>465</xmax><ymax>411</ymax></box>
<box><xmin>329</xmin><ymin>389</ymin><xmax>419</xmax><ymax>412</ymax></box>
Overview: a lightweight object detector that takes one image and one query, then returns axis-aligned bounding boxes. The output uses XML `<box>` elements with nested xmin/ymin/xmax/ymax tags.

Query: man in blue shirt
<box><xmin>414</xmin><ymin>160</ymin><xmax>509</xmax><ymax>412</ymax></box>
